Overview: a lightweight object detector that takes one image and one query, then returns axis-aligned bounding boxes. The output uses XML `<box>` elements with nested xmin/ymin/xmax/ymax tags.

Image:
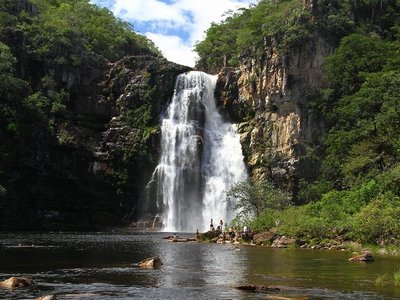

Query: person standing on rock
<box><xmin>243</xmin><ymin>225</ymin><xmax>248</xmax><ymax>237</ymax></box>
<box><xmin>210</xmin><ymin>219</ymin><xmax>214</xmax><ymax>231</ymax></box>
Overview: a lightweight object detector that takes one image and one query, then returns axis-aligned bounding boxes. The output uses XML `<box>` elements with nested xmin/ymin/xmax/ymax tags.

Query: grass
<box><xmin>393</xmin><ymin>270</ymin><xmax>400</xmax><ymax>287</ymax></box>
<box><xmin>375</xmin><ymin>274</ymin><xmax>389</xmax><ymax>286</ymax></box>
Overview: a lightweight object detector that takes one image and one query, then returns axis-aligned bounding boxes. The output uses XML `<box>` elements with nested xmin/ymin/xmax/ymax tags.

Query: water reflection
<box><xmin>154</xmin><ymin>239</ymin><xmax>247</xmax><ymax>290</ymax></box>
<box><xmin>0</xmin><ymin>232</ymin><xmax>400</xmax><ymax>299</ymax></box>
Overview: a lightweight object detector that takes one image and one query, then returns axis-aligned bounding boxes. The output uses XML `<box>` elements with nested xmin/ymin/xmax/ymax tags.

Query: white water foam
<box><xmin>150</xmin><ymin>71</ymin><xmax>247</xmax><ymax>232</ymax></box>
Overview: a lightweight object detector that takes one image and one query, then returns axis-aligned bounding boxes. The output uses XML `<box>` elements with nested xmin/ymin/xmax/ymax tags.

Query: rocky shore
<box><xmin>192</xmin><ymin>229</ymin><xmax>395</xmax><ymax>261</ymax></box>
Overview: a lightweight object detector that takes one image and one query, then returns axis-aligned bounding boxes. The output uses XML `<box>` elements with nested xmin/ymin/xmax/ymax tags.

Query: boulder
<box><xmin>0</xmin><ymin>277</ymin><xmax>35</xmax><ymax>289</ymax></box>
<box><xmin>138</xmin><ymin>256</ymin><xmax>163</xmax><ymax>269</ymax></box>
<box><xmin>37</xmin><ymin>295</ymin><xmax>58</xmax><ymax>300</ymax></box>
<box><xmin>253</xmin><ymin>230</ymin><xmax>276</xmax><ymax>245</ymax></box>
<box><xmin>348</xmin><ymin>251</ymin><xmax>374</xmax><ymax>262</ymax></box>
<box><xmin>271</xmin><ymin>236</ymin><xmax>297</xmax><ymax>248</ymax></box>
<box><xmin>235</xmin><ymin>285</ymin><xmax>280</xmax><ymax>292</ymax></box>
<box><xmin>171</xmin><ymin>238</ymin><xmax>196</xmax><ymax>242</ymax></box>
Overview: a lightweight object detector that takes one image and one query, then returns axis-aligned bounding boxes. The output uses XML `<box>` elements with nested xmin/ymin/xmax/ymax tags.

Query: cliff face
<box><xmin>0</xmin><ymin>55</ymin><xmax>190</xmax><ymax>230</ymax></box>
<box><xmin>216</xmin><ymin>37</ymin><xmax>333</xmax><ymax>199</ymax></box>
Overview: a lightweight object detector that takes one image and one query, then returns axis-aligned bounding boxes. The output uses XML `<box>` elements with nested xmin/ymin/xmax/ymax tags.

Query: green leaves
<box><xmin>227</xmin><ymin>179</ymin><xmax>291</xmax><ymax>218</ymax></box>
<box><xmin>195</xmin><ymin>0</ymin><xmax>310</xmax><ymax>70</ymax></box>
<box><xmin>326</xmin><ymin>34</ymin><xmax>389</xmax><ymax>95</ymax></box>
<box><xmin>23</xmin><ymin>0</ymin><xmax>161</xmax><ymax>68</ymax></box>
<box><xmin>352</xmin><ymin>192</ymin><xmax>400</xmax><ymax>244</ymax></box>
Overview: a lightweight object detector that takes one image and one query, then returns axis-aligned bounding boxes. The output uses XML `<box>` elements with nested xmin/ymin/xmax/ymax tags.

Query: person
<box><xmin>210</xmin><ymin>219</ymin><xmax>214</xmax><ymax>231</ymax></box>
<box><xmin>220</xmin><ymin>220</ymin><xmax>223</xmax><ymax>228</ymax></box>
<box><xmin>243</xmin><ymin>225</ymin><xmax>248</xmax><ymax>238</ymax></box>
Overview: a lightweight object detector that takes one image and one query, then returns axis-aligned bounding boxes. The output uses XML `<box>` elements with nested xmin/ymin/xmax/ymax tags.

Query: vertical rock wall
<box><xmin>0</xmin><ymin>55</ymin><xmax>190</xmax><ymax>230</ymax></box>
<box><xmin>216</xmin><ymin>38</ymin><xmax>333</xmax><ymax>199</ymax></box>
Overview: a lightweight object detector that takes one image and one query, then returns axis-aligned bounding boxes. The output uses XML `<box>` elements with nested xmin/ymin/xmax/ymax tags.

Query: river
<box><xmin>0</xmin><ymin>231</ymin><xmax>399</xmax><ymax>299</ymax></box>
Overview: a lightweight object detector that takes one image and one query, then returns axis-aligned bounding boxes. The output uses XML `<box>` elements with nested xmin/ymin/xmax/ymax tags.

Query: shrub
<box><xmin>249</xmin><ymin>209</ymin><xmax>279</xmax><ymax>232</ymax></box>
<box><xmin>277</xmin><ymin>205</ymin><xmax>329</xmax><ymax>239</ymax></box>
<box><xmin>352</xmin><ymin>193</ymin><xmax>400</xmax><ymax>244</ymax></box>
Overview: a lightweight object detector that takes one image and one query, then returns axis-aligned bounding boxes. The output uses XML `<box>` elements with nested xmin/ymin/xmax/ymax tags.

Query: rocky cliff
<box><xmin>215</xmin><ymin>36</ymin><xmax>333</xmax><ymax>201</ymax></box>
<box><xmin>0</xmin><ymin>54</ymin><xmax>189</xmax><ymax>230</ymax></box>
<box><xmin>198</xmin><ymin>0</ymin><xmax>400</xmax><ymax>201</ymax></box>
<box><xmin>0</xmin><ymin>0</ymin><xmax>192</xmax><ymax>230</ymax></box>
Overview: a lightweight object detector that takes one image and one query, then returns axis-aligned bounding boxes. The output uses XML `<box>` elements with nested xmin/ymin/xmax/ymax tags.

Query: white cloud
<box><xmin>112</xmin><ymin>0</ymin><xmax>188</xmax><ymax>27</ymax></box>
<box><xmin>92</xmin><ymin>0</ymin><xmax>259</xmax><ymax>67</ymax></box>
<box><xmin>174</xmin><ymin>0</ymin><xmax>256</xmax><ymax>44</ymax></box>
<box><xmin>145</xmin><ymin>32</ymin><xmax>196</xmax><ymax>67</ymax></box>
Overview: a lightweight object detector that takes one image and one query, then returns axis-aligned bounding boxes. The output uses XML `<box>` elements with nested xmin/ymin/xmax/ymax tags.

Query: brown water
<box><xmin>0</xmin><ymin>231</ymin><xmax>399</xmax><ymax>299</ymax></box>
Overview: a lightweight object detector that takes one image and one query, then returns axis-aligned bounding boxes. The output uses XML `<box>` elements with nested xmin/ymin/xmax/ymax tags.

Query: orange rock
<box><xmin>138</xmin><ymin>256</ymin><xmax>163</xmax><ymax>269</ymax></box>
<box><xmin>349</xmin><ymin>251</ymin><xmax>374</xmax><ymax>262</ymax></box>
<box><xmin>0</xmin><ymin>277</ymin><xmax>35</xmax><ymax>288</ymax></box>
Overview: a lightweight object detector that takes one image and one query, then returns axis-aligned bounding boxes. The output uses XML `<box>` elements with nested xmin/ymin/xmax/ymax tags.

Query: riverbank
<box><xmin>194</xmin><ymin>229</ymin><xmax>400</xmax><ymax>257</ymax></box>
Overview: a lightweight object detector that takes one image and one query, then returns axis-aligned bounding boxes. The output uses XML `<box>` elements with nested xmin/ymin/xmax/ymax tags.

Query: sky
<box><xmin>90</xmin><ymin>0</ymin><xmax>259</xmax><ymax>67</ymax></box>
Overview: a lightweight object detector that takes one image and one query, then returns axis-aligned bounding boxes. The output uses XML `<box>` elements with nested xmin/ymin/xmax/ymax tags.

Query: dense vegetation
<box><xmin>0</xmin><ymin>0</ymin><xmax>160</xmax><ymax>172</ymax></box>
<box><xmin>213</xmin><ymin>0</ymin><xmax>400</xmax><ymax>246</ymax></box>
<box><xmin>0</xmin><ymin>0</ymin><xmax>163</xmax><ymax>229</ymax></box>
<box><xmin>195</xmin><ymin>0</ymin><xmax>399</xmax><ymax>72</ymax></box>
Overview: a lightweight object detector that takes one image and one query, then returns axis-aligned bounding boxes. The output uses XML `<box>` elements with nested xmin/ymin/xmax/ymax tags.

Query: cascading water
<box><xmin>148</xmin><ymin>71</ymin><xmax>247</xmax><ymax>232</ymax></box>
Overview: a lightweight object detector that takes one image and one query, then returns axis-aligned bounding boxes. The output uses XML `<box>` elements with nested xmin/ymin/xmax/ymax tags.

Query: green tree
<box><xmin>227</xmin><ymin>179</ymin><xmax>291</xmax><ymax>217</ymax></box>
<box><xmin>325</xmin><ymin>34</ymin><xmax>389</xmax><ymax>96</ymax></box>
<box><xmin>352</xmin><ymin>192</ymin><xmax>400</xmax><ymax>244</ymax></box>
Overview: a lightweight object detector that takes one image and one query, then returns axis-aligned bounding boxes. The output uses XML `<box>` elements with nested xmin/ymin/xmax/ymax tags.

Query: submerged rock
<box><xmin>348</xmin><ymin>251</ymin><xmax>374</xmax><ymax>262</ymax></box>
<box><xmin>0</xmin><ymin>277</ymin><xmax>35</xmax><ymax>289</ymax></box>
<box><xmin>163</xmin><ymin>235</ymin><xmax>196</xmax><ymax>242</ymax></box>
<box><xmin>36</xmin><ymin>295</ymin><xmax>58</xmax><ymax>300</ymax></box>
<box><xmin>138</xmin><ymin>256</ymin><xmax>163</xmax><ymax>269</ymax></box>
<box><xmin>235</xmin><ymin>285</ymin><xmax>280</xmax><ymax>292</ymax></box>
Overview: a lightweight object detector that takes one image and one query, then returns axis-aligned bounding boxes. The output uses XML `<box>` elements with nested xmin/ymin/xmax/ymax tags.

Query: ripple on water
<box><xmin>0</xmin><ymin>232</ymin><xmax>399</xmax><ymax>299</ymax></box>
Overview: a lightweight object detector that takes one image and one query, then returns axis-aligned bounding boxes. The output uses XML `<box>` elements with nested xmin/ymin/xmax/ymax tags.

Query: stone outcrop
<box><xmin>235</xmin><ymin>285</ymin><xmax>280</xmax><ymax>292</ymax></box>
<box><xmin>271</xmin><ymin>236</ymin><xmax>297</xmax><ymax>248</ymax></box>
<box><xmin>138</xmin><ymin>256</ymin><xmax>163</xmax><ymax>269</ymax></box>
<box><xmin>348</xmin><ymin>251</ymin><xmax>374</xmax><ymax>262</ymax></box>
<box><xmin>37</xmin><ymin>296</ymin><xmax>58</xmax><ymax>300</ymax></box>
<box><xmin>253</xmin><ymin>230</ymin><xmax>276</xmax><ymax>246</ymax></box>
<box><xmin>215</xmin><ymin>37</ymin><xmax>334</xmax><ymax>198</ymax></box>
<box><xmin>0</xmin><ymin>277</ymin><xmax>35</xmax><ymax>289</ymax></box>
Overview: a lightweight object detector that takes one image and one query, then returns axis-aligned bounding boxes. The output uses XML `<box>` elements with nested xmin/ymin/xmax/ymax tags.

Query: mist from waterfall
<box><xmin>150</xmin><ymin>71</ymin><xmax>247</xmax><ymax>232</ymax></box>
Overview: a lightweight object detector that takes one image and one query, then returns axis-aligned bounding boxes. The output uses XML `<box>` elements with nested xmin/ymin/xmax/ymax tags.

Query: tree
<box><xmin>325</xmin><ymin>34</ymin><xmax>389</xmax><ymax>96</ymax></box>
<box><xmin>226</xmin><ymin>179</ymin><xmax>291</xmax><ymax>218</ymax></box>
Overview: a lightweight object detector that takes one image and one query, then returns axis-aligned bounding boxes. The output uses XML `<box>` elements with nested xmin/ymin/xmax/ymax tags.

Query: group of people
<box><xmin>208</xmin><ymin>218</ymin><xmax>251</xmax><ymax>242</ymax></box>
<box><xmin>209</xmin><ymin>218</ymin><xmax>227</xmax><ymax>232</ymax></box>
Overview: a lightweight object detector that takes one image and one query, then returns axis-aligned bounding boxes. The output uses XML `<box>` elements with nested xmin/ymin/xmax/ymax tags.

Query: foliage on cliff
<box><xmin>0</xmin><ymin>0</ymin><xmax>165</xmax><ymax>230</ymax></box>
<box><xmin>0</xmin><ymin>0</ymin><xmax>161</xmax><ymax>168</ymax></box>
<box><xmin>287</xmin><ymin>31</ymin><xmax>400</xmax><ymax>245</ymax></box>
<box><xmin>195</xmin><ymin>0</ymin><xmax>399</xmax><ymax>72</ymax></box>
<box><xmin>198</xmin><ymin>0</ymin><xmax>400</xmax><ymax>245</ymax></box>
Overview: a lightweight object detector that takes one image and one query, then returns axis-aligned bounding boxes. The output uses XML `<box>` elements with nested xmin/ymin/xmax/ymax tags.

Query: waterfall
<box><xmin>149</xmin><ymin>71</ymin><xmax>247</xmax><ymax>232</ymax></box>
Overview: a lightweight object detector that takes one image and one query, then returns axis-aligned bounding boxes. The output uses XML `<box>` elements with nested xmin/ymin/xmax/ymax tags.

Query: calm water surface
<box><xmin>0</xmin><ymin>231</ymin><xmax>400</xmax><ymax>299</ymax></box>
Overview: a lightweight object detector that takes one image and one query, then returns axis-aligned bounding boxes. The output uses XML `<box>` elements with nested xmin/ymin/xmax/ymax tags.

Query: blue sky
<box><xmin>90</xmin><ymin>0</ymin><xmax>258</xmax><ymax>67</ymax></box>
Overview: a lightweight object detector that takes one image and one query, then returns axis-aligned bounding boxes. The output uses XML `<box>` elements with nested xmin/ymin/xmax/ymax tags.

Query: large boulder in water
<box><xmin>0</xmin><ymin>277</ymin><xmax>35</xmax><ymax>288</ymax></box>
<box><xmin>138</xmin><ymin>256</ymin><xmax>163</xmax><ymax>269</ymax></box>
<box><xmin>348</xmin><ymin>251</ymin><xmax>374</xmax><ymax>262</ymax></box>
